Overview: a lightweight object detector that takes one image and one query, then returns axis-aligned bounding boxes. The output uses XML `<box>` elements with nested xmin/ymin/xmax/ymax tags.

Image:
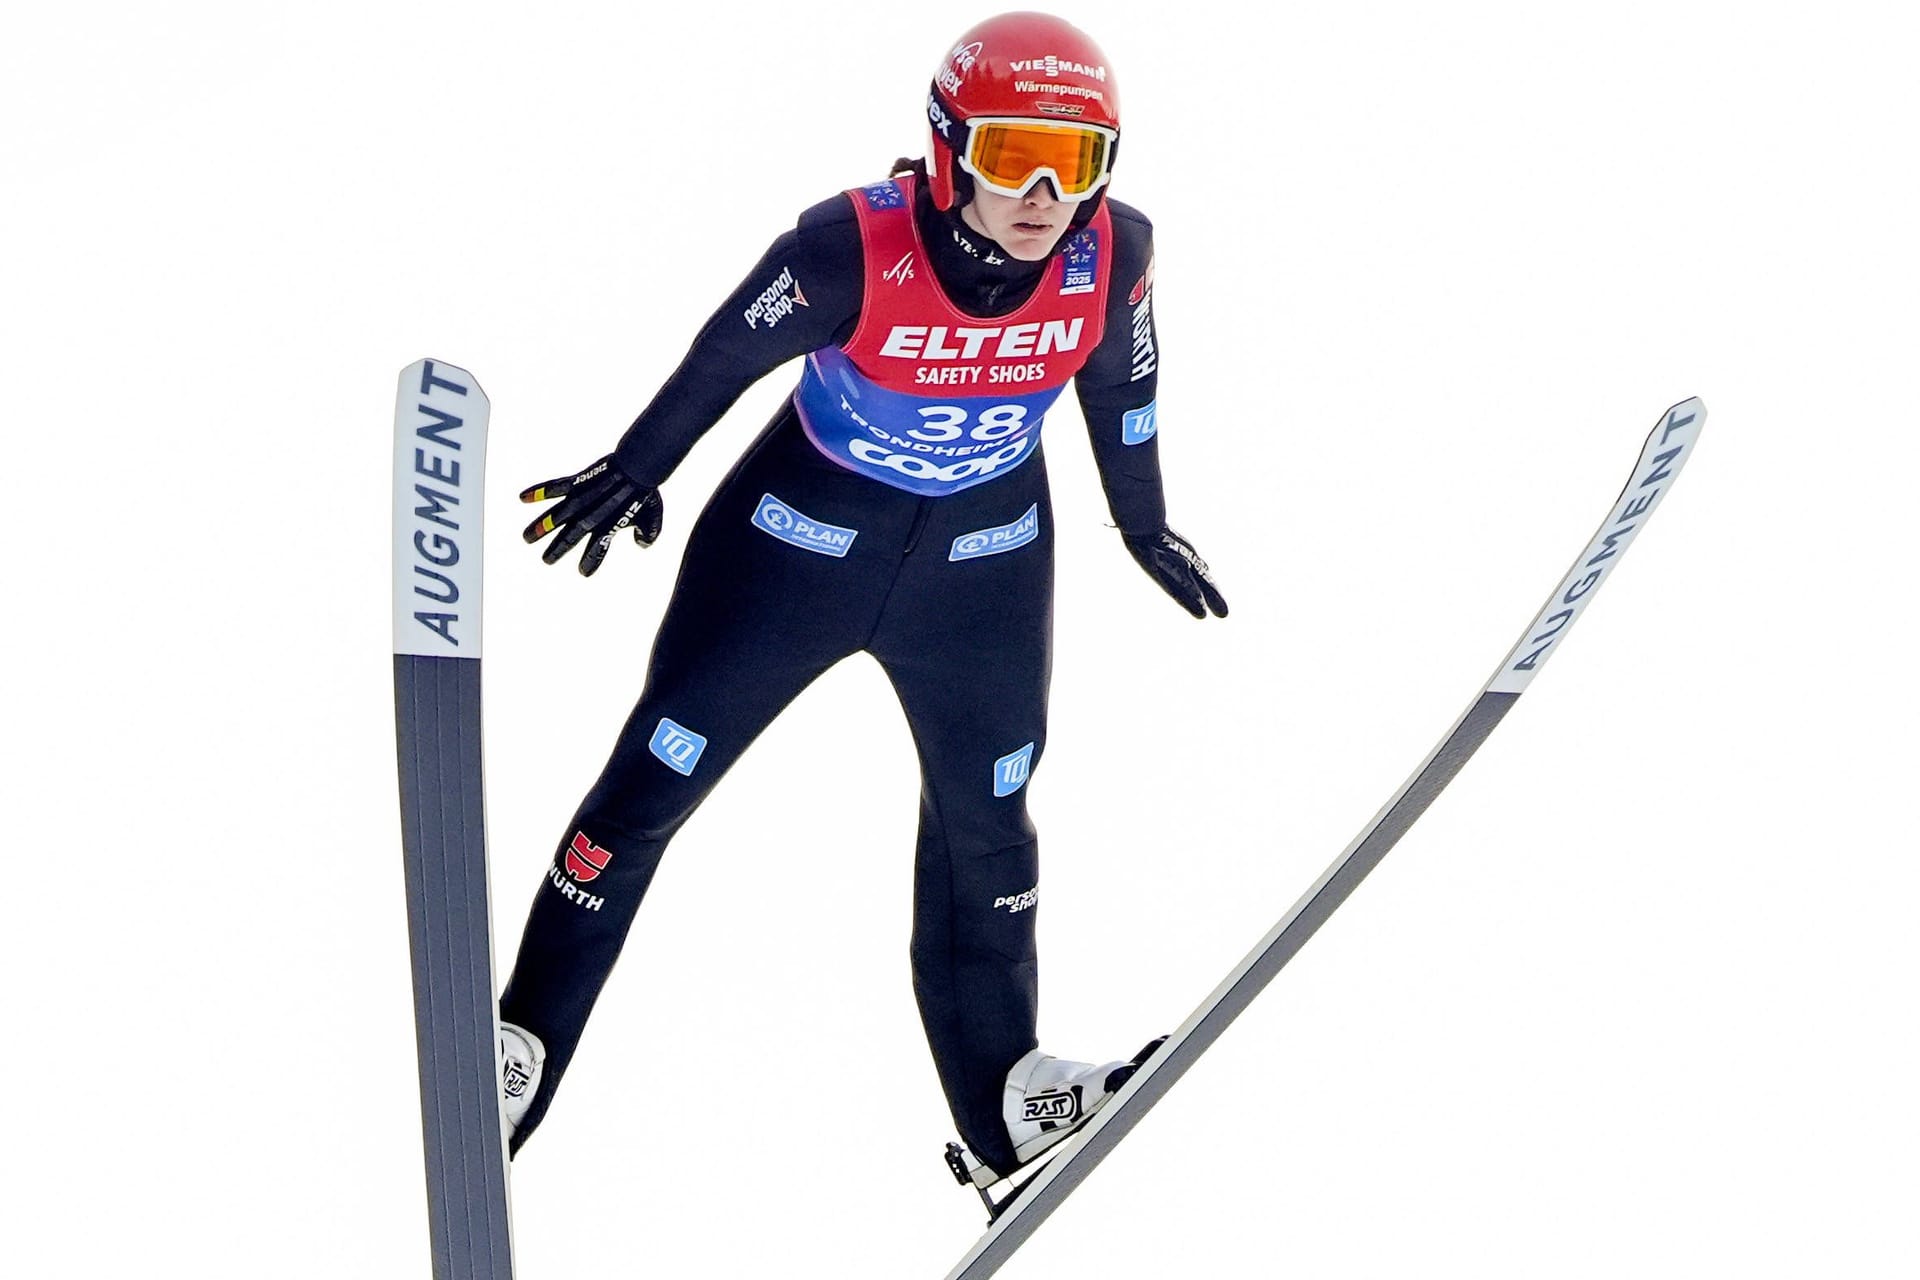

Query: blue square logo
<box><xmin>1121</xmin><ymin>400</ymin><xmax>1158</xmax><ymax>446</ymax></box>
<box><xmin>993</xmin><ymin>742</ymin><xmax>1036</xmax><ymax>797</ymax></box>
<box><xmin>650</xmin><ymin>718</ymin><xmax>708</xmax><ymax>776</ymax></box>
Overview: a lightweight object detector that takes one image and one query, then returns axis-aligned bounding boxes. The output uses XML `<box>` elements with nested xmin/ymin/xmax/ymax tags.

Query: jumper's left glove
<box><xmin>520</xmin><ymin>454</ymin><xmax>664</xmax><ymax>577</ymax></box>
<box><xmin>1123</xmin><ymin>525</ymin><xmax>1229</xmax><ymax>619</ymax></box>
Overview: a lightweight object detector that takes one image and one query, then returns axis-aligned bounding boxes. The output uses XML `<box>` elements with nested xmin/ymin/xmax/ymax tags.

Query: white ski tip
<box><xmin>392</xmin><ymin>359</ymin><xmax>490</xmax><ymax>659</ymax></box>
<box><xmin>1487</xmin><ymin>398</ymin><xmax>1705</xmax><ymax>694</ymax></box>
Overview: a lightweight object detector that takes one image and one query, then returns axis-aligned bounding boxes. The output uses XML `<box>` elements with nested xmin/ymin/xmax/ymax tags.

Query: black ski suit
<box><xmin>501</xmin><ymin>177</ymin><xmax>1169</xmax><ymax>1176</ymax></box>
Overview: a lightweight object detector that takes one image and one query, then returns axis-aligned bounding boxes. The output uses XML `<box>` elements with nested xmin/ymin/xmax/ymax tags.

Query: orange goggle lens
<box><xmin>964</xmin><ymin>120</ymin><xmax>1113</xmax><ymax>198</ymax></box>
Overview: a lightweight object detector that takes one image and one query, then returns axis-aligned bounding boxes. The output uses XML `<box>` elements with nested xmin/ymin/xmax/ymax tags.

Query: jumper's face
<box><xmin>960</xmin><ymin>184</ymin><xmax>1072</xmax><ymax>262</ymax></box>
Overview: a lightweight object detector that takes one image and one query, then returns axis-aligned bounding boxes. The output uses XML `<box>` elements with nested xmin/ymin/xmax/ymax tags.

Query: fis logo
<box><xmin>1121</xmin><ymin>400</ymin><xmax>1157</xmax><ymax>446</ymax></box>
<box><xmin>994</xmin><ymin>742</ymin><xmax>1036</xmax><ymax>797</ymax></box>
<box><xmin>564</xmin><ymin>831</ymin><xmax>612</xmax><ymax>883</ymax></box>
<box><xmin>650</xmin><ymin>718</ymin><xmax>708</xmax><ymax>776</ymax></box>
<box><xmin>950</xmin><ymin>503</ymin><xmax>1040</xmax><ymax>561</ymax></box>
<box><xmin>884</xmin><ymin>252</ymin><xmax>916</xmax><ymax>285</ymax></box>
<box><xmin>1023</xmin><ymin>1087</ymin><xmax>1082</xmax><ymax>1124</ymax></box>
<box><xmin>752</xmin><ymin>493</ymin><xmax>858</xmax><ymax>557</ymax></box>
<box><xmin>993</xmin><ymin>887</ymin><xmax>1039</xmax><ymax>914</ymax></box>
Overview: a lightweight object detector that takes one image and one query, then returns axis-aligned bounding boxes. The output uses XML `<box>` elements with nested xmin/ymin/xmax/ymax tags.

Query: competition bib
<box><xmin>791</xmin><ymin>175</ymin><xmax>1111</xmax><ymax>497</ymax></box>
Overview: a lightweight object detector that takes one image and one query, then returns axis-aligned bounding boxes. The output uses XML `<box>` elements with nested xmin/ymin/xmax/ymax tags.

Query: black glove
<box><xmin>1123</xmin><ymin>525</ymin><xmax>1228</xmax><ymax>619</ymax></box>
<box><xmin>520</xmin><ymin>455</ymin><xmax>664</xmax><ymax>577</ymax></box>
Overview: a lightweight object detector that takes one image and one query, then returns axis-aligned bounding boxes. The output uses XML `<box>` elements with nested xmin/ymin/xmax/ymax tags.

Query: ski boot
<box><xmin>498</xmin><ymin>1021</ymin><xmax>545</xmax><ymax>1138</ymax></box>
<box><xmin>946</xmin><ymin>1036</ymin><xmax>1167</xmax><ymax>1215</ymax></box>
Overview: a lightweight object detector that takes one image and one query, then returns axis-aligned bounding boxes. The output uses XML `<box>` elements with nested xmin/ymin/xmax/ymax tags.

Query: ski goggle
<box><xmin>956</xmin><ymin>117</ymin><xmax>1117</xmax><ymax>203</ymax></box>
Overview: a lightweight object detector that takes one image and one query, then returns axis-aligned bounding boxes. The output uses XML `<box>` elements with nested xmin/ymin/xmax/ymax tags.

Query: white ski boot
<box><xmin>946</xmin><ymin>1037</ymin><xmax>1168</xmax><ymax>1194</ymax></box>
<box><xmin>498</xmin><ymin>1021</ymin><xmax>545</xmax><ymax>1138</ymax></box>
<box><xmin>1004</xmin><ymin>1048</ymin><xmax>1132</xmax><ymax>1167</ymax></box>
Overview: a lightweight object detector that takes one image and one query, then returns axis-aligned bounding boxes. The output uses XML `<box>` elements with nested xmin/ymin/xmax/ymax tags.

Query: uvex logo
<box><xmin>564</xmin><ymin>832</ymin><xmax>612</xmax><ymax>882</ymax></box>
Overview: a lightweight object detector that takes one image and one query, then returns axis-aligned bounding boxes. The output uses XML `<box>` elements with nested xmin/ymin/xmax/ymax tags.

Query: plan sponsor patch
<box><xmin>649</xmin><ymin>718</ymin><xmax>708</xmax><ymax>777</ymax></box>
<box><xmin>751</xmin><ymin>492</ymin><xmax>858</xmax><ymax>557</ymax></box>
<box><xmin>994</xmin><ymin>742</ymin><xmax>1036</xmax><ymax>797</ymax></box>
<box><xmin>949</xmin><ymin>503</ymin><xmax>1041</xmax><ymax>561</ymax></box>
<box><xmin>1121</xmin><ymin>400</ymin><xmax>1157</xmax><ymax>445</ymax></box>
<box><xmin>1059</xmin><ymin>228</ymin><xmax>1100</xmax><ymax>296</ymax></box>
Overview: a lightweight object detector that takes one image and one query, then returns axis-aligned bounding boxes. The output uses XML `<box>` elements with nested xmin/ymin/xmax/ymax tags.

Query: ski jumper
<box><xmin>501</xmin><ymin>175</ymin><xmax>1166</xmax><ymax>1176</ymax></box>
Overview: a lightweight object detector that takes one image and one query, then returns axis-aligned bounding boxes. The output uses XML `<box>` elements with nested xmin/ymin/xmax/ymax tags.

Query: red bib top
<box><xmin>791</xmin><ymin>175</ymin><xmax>1113</xmax><ymax>496</ymax></box>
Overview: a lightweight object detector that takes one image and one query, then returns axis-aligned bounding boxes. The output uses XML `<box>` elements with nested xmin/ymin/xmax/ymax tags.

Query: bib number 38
<box><xmin>908</xmin><ymin>403</ymin><xmax>1030</xmax><ymax>443</ymax></box>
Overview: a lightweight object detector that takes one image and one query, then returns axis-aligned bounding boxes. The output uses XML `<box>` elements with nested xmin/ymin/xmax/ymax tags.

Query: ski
<box><xmin>944</xmin><ymin>398</ymin><xmax>1707</xmax><ymax>1280</ymax></box>
<box><xmin>391</xmin><ymin>359</ymin><xmax>515</xmax><ymax>1279</ymax></box>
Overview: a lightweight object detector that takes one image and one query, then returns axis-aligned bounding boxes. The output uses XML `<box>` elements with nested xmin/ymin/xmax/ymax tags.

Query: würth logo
<box><xmin>564</xmin><ymin>832</ymin><xmax>612</xmax><ymax>882</ymax></box>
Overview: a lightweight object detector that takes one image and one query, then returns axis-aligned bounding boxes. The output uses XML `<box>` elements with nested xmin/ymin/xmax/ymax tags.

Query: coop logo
<box><xmin>993</xmin><ymin>741</ymin><xmax>1036</xmax><ymax>797</ymax></box>
<box><xmin>884</xmin><ymin>252</ymin><xmax>916</xmax><ymax>286</ymax></box>
<box><xmin>950</xmin><ymin>503</ymin><xmax>1040</xmax><ymax>561</ymax></box>
<box><xmin>1008</xmin><ymin>56</ymin><xmax>1107</xmax><ymax>81</ymax></box>
<box><xmin>850</xmin><ymin>436</ymin><xmax>1032</xmax><ymax>487</ymax></box>
<box><xmin>993</xmin><ymin>886</ymin><xmax>1039</xmax><ymax>914</ymax></box>
<box><xmin>1023</xmin><ymin>1088</ymin><xmax>1082</xmax><ymax>1124</ymax></box>
<box><xmin>744</xmin><ymin>266</ymin><xmax>808</xmax><ymax>330</ymax></box>
<box><xmin>649</xmin><ymin>718</ymin><xmax>709</xmax><ymax>776</ymax></box>
<box><xmin>1121</xmin><ymin>400</ymin><xmax>1157</xmax><ymax>446</ymax></box>
<box><xmin>751</xmin><ymin>493</ymin><xmax>858</xmax><ymax>557</ymax></box>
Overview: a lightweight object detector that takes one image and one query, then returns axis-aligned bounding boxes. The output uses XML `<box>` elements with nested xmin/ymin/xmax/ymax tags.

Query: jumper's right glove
<box><xmin>520</xmin><ymin>454</ymin><xmax>664</xmax><ymax>577</ymax></box>
<box><xmin>1123</xmin><ymin>525</ymin><xmax>1229</xmax><ymax>619</ymax></box>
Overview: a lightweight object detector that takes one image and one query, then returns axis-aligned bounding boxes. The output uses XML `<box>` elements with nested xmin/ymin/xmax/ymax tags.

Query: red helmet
<box><xmin>925</xmin><ymin>12</ymin><xmax>1122</xmax><ymax>213</ymax></box>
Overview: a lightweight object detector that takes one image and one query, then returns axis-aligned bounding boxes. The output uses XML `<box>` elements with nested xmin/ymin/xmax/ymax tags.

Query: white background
<box><xmin>4</xmin><ymin>2</ymin><xmax>1914</xmax><ymax>1276</ymax></box>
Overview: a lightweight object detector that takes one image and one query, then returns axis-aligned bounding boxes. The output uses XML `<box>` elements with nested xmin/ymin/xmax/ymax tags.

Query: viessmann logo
<box><xmin>1007</xmin><ymin>56</ymin><xmax>1107</xmax><ymax>80</ymax></box>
